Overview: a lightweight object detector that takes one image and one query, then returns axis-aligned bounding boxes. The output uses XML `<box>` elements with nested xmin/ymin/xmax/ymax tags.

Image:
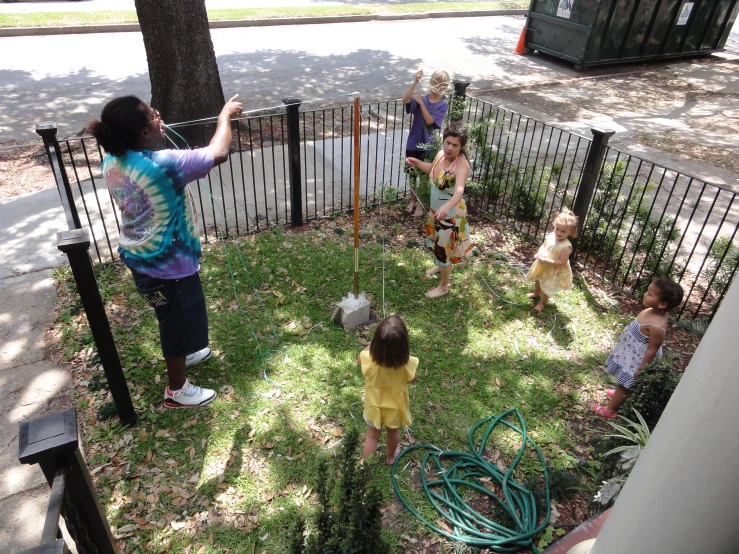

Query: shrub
<box><xmin>703</xmin><ymin>236</ymin><xmax>739</xmax><ymax>298</ymax></box>
<box><xmin>291</xmin><ymin>428</ymin><xmax>390</xmax><ymax>554</ymax></box>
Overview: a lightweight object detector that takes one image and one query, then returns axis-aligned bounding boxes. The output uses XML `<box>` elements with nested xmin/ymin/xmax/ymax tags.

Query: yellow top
<box><xmin>360</xmin><ymin>350</ymin><xmax>418</xmax><ymax>429</ymax></box>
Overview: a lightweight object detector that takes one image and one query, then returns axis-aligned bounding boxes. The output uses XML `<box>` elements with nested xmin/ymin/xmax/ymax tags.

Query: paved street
<box><xmin>0</xmin><ymin>0</ymin><xmax>492</xmax><ymax>13</ymax></box>
<box><xmin>0</xmin><ymin>14</ymin><xmax>606</xmax><ymax>142</ymax></box>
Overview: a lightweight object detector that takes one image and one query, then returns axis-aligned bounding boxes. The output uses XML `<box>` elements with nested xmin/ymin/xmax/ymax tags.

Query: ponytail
<box><xmin>86</xmin><ymin>96</ymin><xmax>148</xmax><ymax>157</ymax></box>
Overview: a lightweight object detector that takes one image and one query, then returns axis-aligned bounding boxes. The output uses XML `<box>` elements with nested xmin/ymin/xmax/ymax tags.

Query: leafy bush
<box><xmin>289</xmin><ymin>428</ymin><xmax>390</xmax><ymax>554</ymax></box>
<box><xmin>620</xmin><ymin>356</ymin><xmax>681</xmax><ymax>431</ymax></box>
<box><xmin>579</xmin><ymin>161</ymin><xmax>683</xmax><ymax>287</ymax></box>
<box><xmin>593</xmin><ymin>357</ymin><xmax>681</xmax><ymax>492</ymax></box>
<box><xmin>703</xmin><ymin>236</ymin><xmax>739</xmax><ymax>298</ymax></box>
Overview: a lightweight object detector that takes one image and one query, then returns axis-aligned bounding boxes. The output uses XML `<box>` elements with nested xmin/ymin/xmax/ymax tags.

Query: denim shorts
<box><xmin>131</xmin><ymin>269</ymin><xmax>209</xmax><ymax>359</ymax></box>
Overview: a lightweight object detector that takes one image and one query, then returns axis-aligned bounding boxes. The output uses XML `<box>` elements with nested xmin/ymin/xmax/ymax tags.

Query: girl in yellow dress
<box><xmin>526</xmin><ymin>209</ymin><xmax>578</xmax><ymax>312</ymax></box>
<box><xmin>358</xmin><ymin>315</ymin><xmax>418</xmax><ymax>465</ymax></box>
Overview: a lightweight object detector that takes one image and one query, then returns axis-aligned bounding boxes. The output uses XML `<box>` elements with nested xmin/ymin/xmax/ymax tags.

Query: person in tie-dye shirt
<box><xmin>88</xmin><ymin>94</ymin><xmax>242</xmax><ymax>408</ymax></box>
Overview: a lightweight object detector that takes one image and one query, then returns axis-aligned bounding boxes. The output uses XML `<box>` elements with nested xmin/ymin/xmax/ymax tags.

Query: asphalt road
<box><xmin>0</xmin><ymin>0</ymin><xmax>493</xmax><ymax>13</ymax></box>
<box><xmin>0</xmin><ymin>14</ymin><xmax>582</xmax><ymax>142</ymax></box>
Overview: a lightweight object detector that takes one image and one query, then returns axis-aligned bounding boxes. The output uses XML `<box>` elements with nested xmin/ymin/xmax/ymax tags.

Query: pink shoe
<box><xmin>605</xmin><ymin>389</ymin><xmax>616</xmax><ymax>399</ymax></box>
<box><xmin>592</xmin><ymin>404</ymin><xmax>618</xmax><ymax>420</ymax></box>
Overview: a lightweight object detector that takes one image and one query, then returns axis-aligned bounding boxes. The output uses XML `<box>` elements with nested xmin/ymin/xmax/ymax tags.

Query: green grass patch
<box><xmin>0</xmin><ymin>2</ymin><xmax>527</xmax><ymax>28</ymax></box>
<box><xmin>54</xmin><ymin>208</ymin><xmax>626</xmax><ymax>553</ymax></box>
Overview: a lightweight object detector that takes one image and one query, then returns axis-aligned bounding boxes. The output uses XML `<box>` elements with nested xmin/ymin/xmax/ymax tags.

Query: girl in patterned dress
<box><xmin>406</xmin><ymin>124</ymin><xmax>473</xmax><ymax>298</ymax></box>
<box><xmin>592</xmin><ymin>278</ymin><xmax>684</xmax><ymax>419</ymax></box>
<box><xmin>526</xmin><ymin>209</ymin><xmax>578</xmax><ymax>312</ymax></box>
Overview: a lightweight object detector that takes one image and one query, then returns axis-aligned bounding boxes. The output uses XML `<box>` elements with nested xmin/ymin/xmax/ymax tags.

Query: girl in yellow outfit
<box><xmin>526</xmin><ymin>209</ymin><xmax>578</xmax><ymax>312</ymax></box>
<box><xmin>358</xmin><ymin>315</ymin><xmax>418</xmax><ymax>465</ymax></box>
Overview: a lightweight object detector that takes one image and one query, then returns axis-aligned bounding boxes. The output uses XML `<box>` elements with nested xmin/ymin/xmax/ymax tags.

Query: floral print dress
<box><xmin>424</xmin><ymin>156</ymin><xmax>473</xmax><ymax>266</ymax></box>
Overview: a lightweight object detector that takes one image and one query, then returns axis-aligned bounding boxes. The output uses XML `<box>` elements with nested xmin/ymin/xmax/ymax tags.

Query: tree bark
<box><xmin>134</xmin><ymin>0</ymin><xmax>224</xmax><ymax>146</ymax></box>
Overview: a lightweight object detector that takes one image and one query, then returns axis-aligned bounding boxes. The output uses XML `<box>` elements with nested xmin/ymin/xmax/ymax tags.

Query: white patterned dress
<box><xmin>605</xmin><ymin>320</ymin><xmax>664</xmax><ymax>389</ymax></box>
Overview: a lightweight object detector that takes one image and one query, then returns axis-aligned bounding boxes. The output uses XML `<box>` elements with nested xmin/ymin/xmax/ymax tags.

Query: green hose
<box><xmin>391</xmin><ymin>409</ymin><xmax>551</xmax><ymax>553</ymax></box>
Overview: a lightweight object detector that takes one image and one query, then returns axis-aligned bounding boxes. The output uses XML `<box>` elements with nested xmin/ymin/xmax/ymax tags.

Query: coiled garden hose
<box><xmin>391</xmin><ymin>409</ymin><xmax>551</xmax><ymax>553</ymax></box>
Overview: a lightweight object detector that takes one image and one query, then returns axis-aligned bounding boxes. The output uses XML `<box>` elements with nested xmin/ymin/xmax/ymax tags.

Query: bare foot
<box><xmin>413</xmin><ymin>205</ymin><xmax>424</xmax><ymax>217</ymax></box>
<box><xmin>405</xmin><ymin>202</ymin><xmax>416</xmax><ymax>214</ymax></box>
<box><xmin>386</xmin><ymin>446</ymin><xmax>401</xmax><ymax>466</ymax></box>
<box><xmin>526</xmin><ymin>292</ymin><xmax>539</xmax><ymax>299</ymax></box>
<box><xmin>425</xmin><ymin>266</ymin><xmax>441</xmax><ymax>277</ymax></box>
<box><xmin>425</xmin><ymin>286</ymin><xmax>449</xmax><ymax>298</ymax></box>
<box><xmin>534</xmin><ymin>302</ymin><xmax>546</xmax><ymax>312</ymax></box>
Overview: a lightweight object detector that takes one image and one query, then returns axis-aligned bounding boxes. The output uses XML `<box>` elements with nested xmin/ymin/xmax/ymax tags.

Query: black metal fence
<box><xmin>17</xmin><ymin>408</ymin><xmax>117</xmax><ymax>554</ymax></box>
<box><xmin>461</xmin><ymin>96</ymin><xmax>739</xmax><ymax>324</ymax></box>
<box><xmin>38</xmin><ymin>93</ymin><xmax>738</xmax><ymax>324</ymax></box>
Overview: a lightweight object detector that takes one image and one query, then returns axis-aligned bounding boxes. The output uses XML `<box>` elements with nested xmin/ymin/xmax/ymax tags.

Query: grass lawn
<box><xmin>55</xmin><ymin>205</ymin><xmax>644</xmax><ymax>553</ymax></box>
<box><xmin>0</xmin><ymin>2</ymin><xmax>527</xmax><ymax>28</ymax></box>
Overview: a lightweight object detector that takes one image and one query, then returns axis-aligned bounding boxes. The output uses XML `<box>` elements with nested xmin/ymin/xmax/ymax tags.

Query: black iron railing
<box><xmin>38</xmin><ymin>93</ymin><xmax>738</xmax><ymax>323</ymax></box>
<box><xmin>17</xmin><ymin>408</ymin><xmax>117</xmax><ymax>554</ymax></box>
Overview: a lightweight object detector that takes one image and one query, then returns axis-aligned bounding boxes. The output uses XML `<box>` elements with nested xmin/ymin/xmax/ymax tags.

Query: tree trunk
<box><xmin>135</xmin><ymin>0</ymin><xmax>224</xmax><ymax>146</ymax></box>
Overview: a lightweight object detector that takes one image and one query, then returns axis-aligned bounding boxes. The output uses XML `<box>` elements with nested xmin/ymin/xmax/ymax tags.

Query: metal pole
<box><xmin>57</xmin><ymin>229</ymin><xmax>137</xmax><ymax>426</ymax></box>
<box><xmin>283</xmin><ymin>98</ymin><xmax>303</xmax><ymax>227</ymax></box>
<box><xmin>570</xmin><ymin>127</ymin><xmax>615</xmax><ymax>258</ymax></box>
<box><xmin>36</xmin><ymin>123</ymin><xmax>81</xmax><ymax>230</ymax></box>
<box><xmin>353</xmin><ymin>93</ymin><xmax>361</xmax><ymax>299</ymax></box>
<box><xmin>19</xmin><ymin>408</ymin><xmax>117</xmax><ymax>554</ymax></box>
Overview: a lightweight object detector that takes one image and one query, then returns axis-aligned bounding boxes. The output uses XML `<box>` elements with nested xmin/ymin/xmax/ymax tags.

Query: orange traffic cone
<box><xmin>514</xmin><ymin>25</ymin><xmax>527</xmax><ymax>55</ymax></box>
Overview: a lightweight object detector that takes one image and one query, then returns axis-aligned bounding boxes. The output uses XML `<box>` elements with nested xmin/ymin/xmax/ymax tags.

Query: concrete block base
<box><xmin>332</xmin><ymin>292</ymin><xmax>371</xmax><ymax>329</ymax></box>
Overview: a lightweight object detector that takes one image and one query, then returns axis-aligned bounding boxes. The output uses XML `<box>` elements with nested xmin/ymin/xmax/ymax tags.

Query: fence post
<box><xmin>36</xmin><ymin>123</ymin><xmax>81</xmax><ymax>231</ymax></box>
<box><xmin>18</xmin><ymin>408</ymin><xmax>117</xmax><ymax>554</ymax></box>
<box><xmin>570</xmin><ymin>127</ymin><xmax>615</xmax><ymax>257</ymax></box>
<box><xmin>450</xmin><ymin>80</ymin><xmax>471</xmax><ymax>123</ymax></box>
<box><xmin>283</xmin><ymin>98</ymin><xmax>303</xmax><ymax>227</ymax></box>
<box><xmin>57</xmin><ymin>229</ymin><xmax>137</xmax><ymax>426</ymax></box>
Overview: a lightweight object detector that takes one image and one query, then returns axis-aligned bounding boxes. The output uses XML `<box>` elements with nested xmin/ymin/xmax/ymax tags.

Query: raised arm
<box><xmin>207</xmin><ymin>95</ymin><xmax>243</xmax><ymax>165</ymax></box>
<box><xmin>402</xmin><ymin>71</ymin><xmax>423</xmax><ymax>104</ymax></box>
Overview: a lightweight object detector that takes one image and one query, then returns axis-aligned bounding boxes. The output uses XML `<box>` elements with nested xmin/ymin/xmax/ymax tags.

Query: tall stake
<box><xmin>353</xmin><ymin>93</ymin><xmax>360</xmax><ymax>299</ymax></box>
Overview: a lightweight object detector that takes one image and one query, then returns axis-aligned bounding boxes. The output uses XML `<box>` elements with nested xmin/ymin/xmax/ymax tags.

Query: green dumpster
<box><xmin>524</xmin><ymin>0</ymin><xmax>739</xmax><ymax>69</ymax></box>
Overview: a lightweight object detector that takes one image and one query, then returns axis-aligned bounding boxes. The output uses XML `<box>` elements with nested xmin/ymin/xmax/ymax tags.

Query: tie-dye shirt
<box><xmin>103</xmin><ymin>148</ymin><xmax>214</xmax><ymax>279</ymax></box>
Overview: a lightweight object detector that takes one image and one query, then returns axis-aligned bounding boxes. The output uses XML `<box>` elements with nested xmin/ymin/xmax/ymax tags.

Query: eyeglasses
<box><xmin>147</xmin><ymin>108</ymin><xmax>161</xmax><ymax>126</ymax></box>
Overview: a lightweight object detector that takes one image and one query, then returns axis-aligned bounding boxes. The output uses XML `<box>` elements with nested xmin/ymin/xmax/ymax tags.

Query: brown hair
<box><xmin>553</xmin><ymin>208</ymin><xmax>579</xmax><ymax>238</ymax></box>
<box><xmin>442</xmin><ymin>123</ymin><xmax>469</xmax><ymax>160</ymax></box>
<box><xmin>85</xmin><ymin>96</ymin><xmax>149</xmax><ymax>157</ymax></box>
<box><xmin>652</xmin><ymin>277</ymin><xmax>684</xmax><ymax>311</ymax></box>
<box><xmin>369</xmin><ymin>315</ymin><xmax>410</xmax><ymax>370</ymax></box>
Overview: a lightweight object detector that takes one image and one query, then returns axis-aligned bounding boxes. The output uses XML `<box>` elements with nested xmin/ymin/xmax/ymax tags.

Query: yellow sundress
<box><xmin>360</xmin><ymin>350</ymin><xmax>418</xmax><ymax>429</ymax></box>
<box><xmin>526</xmin><ymin>233</ymin><xmax>573</xmax><ymax>296</ymax></box>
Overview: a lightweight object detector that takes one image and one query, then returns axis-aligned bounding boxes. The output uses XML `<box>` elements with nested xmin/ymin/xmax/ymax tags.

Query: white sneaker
<box><xmin>163</xmin><ymin>379</ymin><xmax>217</xmax><ymax>408</ymax></box>
<box><xmin>185</xmin><ymin>347</ymin><xmax>212</xmax><ymax>368</ymax></box>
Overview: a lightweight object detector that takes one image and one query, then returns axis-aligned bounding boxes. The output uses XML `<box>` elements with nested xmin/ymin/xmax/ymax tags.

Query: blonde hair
<box><xmin>430</xmin><ymin>70</ymin><xmax>451</xmax><ymax>92</ymax></box>
<box><xmin>553</xmin><ymin>209</ymin><xmax>579</xmax><ymax>237</ymax></box>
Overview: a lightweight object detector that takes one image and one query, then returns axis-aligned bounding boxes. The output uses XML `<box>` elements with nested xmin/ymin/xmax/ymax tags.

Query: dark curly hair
<box><xmin>442</xmin><ymin>123</ymin><xmax>469</xmax><ymax>159</ymax></box>
<box><xmin>652</xmin><ymin>277</ymin><xmax>684</xmax><ymax>311</ymax></box>
<box><xmin>85</xmin><ymin>96</ymin><xmax>149</xmax><ymax>157</ymax></box>
<box><xmin>369</xmin><ymin>315</ymin><xmax>410</xmax><ymax>370</ymax></box>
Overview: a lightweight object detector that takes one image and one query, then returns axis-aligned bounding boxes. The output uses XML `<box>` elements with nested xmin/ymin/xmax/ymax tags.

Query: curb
<box><xmin>0</xmin><ymin>9</ymin><xmax>526</xmax><ymax>37</ymax></box>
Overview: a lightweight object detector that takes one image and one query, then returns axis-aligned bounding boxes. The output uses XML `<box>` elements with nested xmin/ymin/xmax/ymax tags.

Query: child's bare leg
<box><xmin>534</xmin><ymin>292</ymin><xmax>549</xmax><ymax>312</ymax></box>
<box><xmin>526</xmin><ymin>280</ymin><xmax>541</xmax><ymax>299</ymax></box>
<box><xmin>426</xmin><ymin>265</ymin><xmax>452</xmax><ymax>298</ymax></box>
<box><xmin>386</xmin><ymin>427</ymin><xmax>401</xmax><ymax>465</ymax></box>
<box><xmin>606</xmin><ymin>385</ymin><xmax>630</xmax><ymax>414</ymax></box>
<box><xmin>363</xmin><ymin>424</ymin><xmax>381</xmax><ymax>459</ymax></box>
<box><xmin>425</xmin><ymin>265</ymin><xmax>441</xmax><ymax>277</ymax></box>
<box><xmin>406</xmin><ymin>188</ymin><xmax>418</xmax><ymax>213</ymax></box>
